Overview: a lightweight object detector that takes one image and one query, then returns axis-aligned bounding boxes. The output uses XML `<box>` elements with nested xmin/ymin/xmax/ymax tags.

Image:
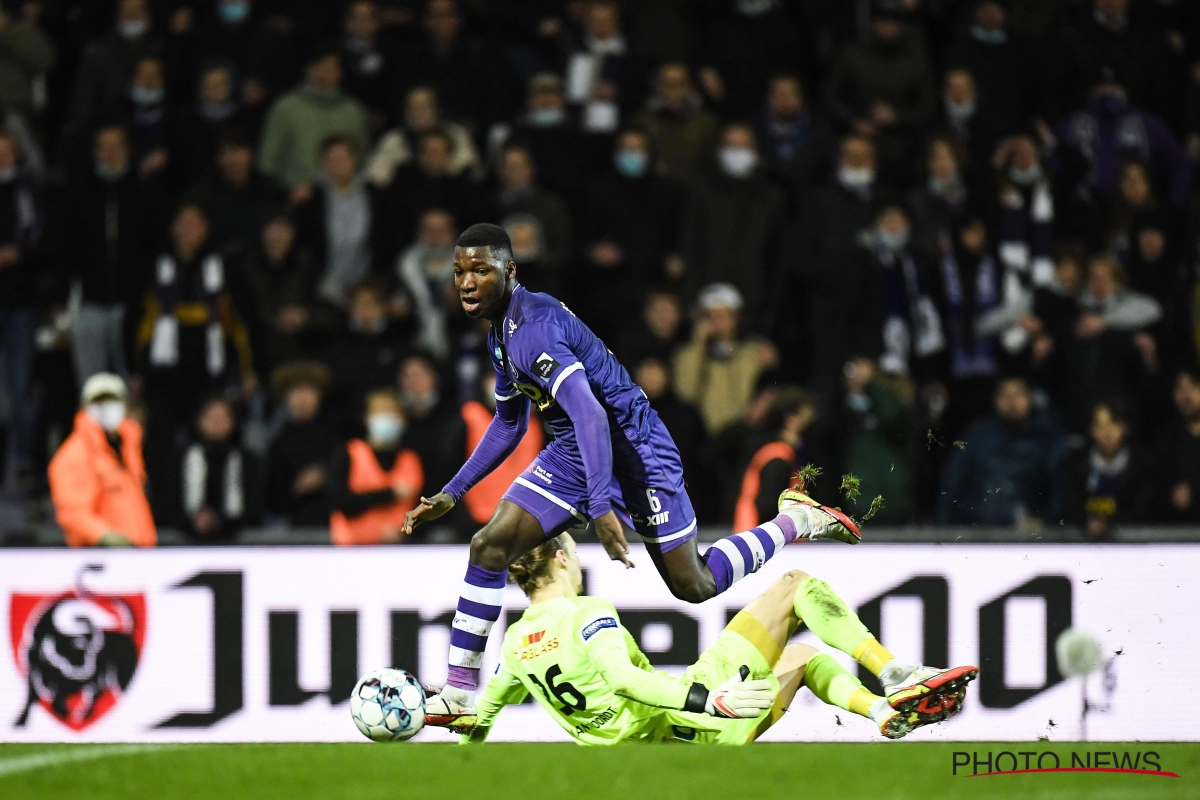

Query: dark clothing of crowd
<box><xmin>5</xmin><ymin>0</ymin><xmax>1200</xmax><ymax>540</ymax></box>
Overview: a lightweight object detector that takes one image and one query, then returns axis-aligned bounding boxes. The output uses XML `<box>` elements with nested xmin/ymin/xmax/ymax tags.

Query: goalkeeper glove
<box><xmin>684</xmin><ymin>665</ymin><xmax>775</xmax><ymax>719</ymax></box>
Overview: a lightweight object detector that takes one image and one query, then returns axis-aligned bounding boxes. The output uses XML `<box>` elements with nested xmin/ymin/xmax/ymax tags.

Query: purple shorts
<box><xmin>502</xmin><ymin>420</ymin><xmax>697</xmax><ymax>555</ymax></box>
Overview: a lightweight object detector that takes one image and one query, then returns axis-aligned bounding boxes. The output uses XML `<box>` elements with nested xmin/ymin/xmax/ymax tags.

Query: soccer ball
<box><xmin>350</xmin><ymin>668</ymin><xmax>426</xmax><ymax>742</ymax></box>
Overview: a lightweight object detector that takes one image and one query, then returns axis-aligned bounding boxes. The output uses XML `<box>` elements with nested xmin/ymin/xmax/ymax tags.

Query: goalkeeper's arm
<box><xmin>584</xmin><ymin>627</ymin><xmax>774</xmax><ymax>719</ymax></box>
<box><xmin>460</xmin><ymin>665</ymin><xmax>528</xmax><ymax>744</ymax></box>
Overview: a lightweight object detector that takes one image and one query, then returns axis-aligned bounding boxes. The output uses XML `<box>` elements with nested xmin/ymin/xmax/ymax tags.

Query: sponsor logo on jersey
<box><xmin>533</xmin><ymin>465</ymin><xmax>555</xmax><ymax>484</ymax></box>
<box><xmin>581</xmin><ymin>617</ymin><xmax>618</xmax><ymax>641</ymax></box>
<box><xmin>533</xmin><ymin>353</ymin><xmax>559</xmax><ymax>380</ymax></box>
<box><xmin>507</xmin><ymin>318</ymin><xmax>518</xmax><ymax>336</ymax></box>
<box><xmin>516</xmin><ymin>635</ymin><xmax>559</xmax><ymax>661</ymax></box>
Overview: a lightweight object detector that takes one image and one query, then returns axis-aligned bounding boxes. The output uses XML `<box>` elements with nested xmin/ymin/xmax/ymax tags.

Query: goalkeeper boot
<box><xmin>424</xmin><ymin>684</ymin><xmax>478</xmax><ymax>733</ymax></box>
<box><xmin>883</xmin><ymin>665</ymin><xmax>978</xmax><ymax>723</ymax></box>
<box><xmin>778</xmin><ymin>478</ymin><xmax>861</xmax><ymax>544</ymax></box>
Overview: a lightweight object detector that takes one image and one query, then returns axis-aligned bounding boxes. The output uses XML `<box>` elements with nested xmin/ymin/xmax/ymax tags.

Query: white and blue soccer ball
<box><xmin>350</xmin><ymin>668</ymin><xmax>426</xmax><ymax>742</ymax></box>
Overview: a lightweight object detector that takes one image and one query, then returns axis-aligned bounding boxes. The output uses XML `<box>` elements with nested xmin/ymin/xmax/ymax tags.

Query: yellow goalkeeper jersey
<box><xmin>467</xmin><ymin>596</ymin><xmax>736</xmax><ymax>745</ymax></box>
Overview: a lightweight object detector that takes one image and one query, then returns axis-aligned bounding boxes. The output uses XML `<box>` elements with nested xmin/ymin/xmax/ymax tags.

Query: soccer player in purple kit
<box><xmin>403</xmin><ymin>224</ymin><xmax>861</xmax><ymax>729</ymax></box>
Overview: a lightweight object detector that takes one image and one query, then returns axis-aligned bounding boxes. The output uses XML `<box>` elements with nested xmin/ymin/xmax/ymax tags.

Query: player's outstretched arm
<box><xmin>460</xmin><ymin>664</ymin><xmax>528</xmax><ymax>744</ymax></box>
<box><xmin>582</xmin><ymin>608</ymin><xmax>773</xmax><ymax>717</ymax></box>
<box><xmin>404</xmin><ymin>395</ymin><xmax>530</xmax><ymax>536</ymax></box>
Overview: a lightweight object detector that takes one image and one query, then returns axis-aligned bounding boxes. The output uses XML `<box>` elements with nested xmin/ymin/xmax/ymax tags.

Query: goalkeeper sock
<box><xmin>803</xmin><ymin>653</ymin><xmax>879</xmax><ymax>719</ymax></box>
<box><xmin>446</xmin><ymin>562</ymin><xmax>507</xmax><ymax>694</ymax></box>
<box><xmin>702</xmin><ymin>514</ymin><xmax>802</xmax><ymax>594</ymax></box>
<box><xmin>793</xmin><ymin>576</ymin><xmax>893</xmax><ymax>671</ymax></box>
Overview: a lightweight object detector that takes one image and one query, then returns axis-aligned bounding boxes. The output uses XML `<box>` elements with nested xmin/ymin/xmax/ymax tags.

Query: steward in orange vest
<box><xmin>329</xmin><ymin>391</ymin><xmax>424</xmax><ymax>544</ymax></box>
<box><xmin>733</xmin><ymin>388</ymin><xmax>817</xmax><ymax>531</ymax></box>
<box><xmin>461</xmin><ymin>397</ymin><xmax>543</xmax><ymax>525</ymax></box>
<box><xmin>49</xmin><ymin>373</ymin><xmax>157</xmax><ymax>547</ymax></box>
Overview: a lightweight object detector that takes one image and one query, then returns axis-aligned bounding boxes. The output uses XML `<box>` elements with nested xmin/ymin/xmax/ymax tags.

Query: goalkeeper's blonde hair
<box><xmin>508</xmin><ymin>534</ymin><xmax>571</xmax><ymax>596</ymax></box>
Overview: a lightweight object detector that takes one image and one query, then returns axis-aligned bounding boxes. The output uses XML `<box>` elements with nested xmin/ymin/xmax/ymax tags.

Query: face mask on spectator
<box><xmin>1008</xmin><ymin>163</ymin><xmax>1042</xmax><ymax>186</ymax></box>
<box><xmin>838</xmin><ymin>166</ymin><xmax>874</xmax><ymax>190</ymax></box>
<box><xmin>131</xmin><ymin>86</ymin><xmax>164</xmax><ymax>106</ymax></box>
<box><xmin>219</xmin><ymin>1</ymin><xmax>251</xmax><ymax>24</ymax></box>
<box><xmin>970</xmin><ymin>25</ymin><xmax>1007</xmax><ymax>44</ymax></box>
<box><xmin>403</xmin><ymin>389</ymin><xmax>439</xmax><ymax>415</ymax></box>
<box><xmin>96</xmin><ymin>160</ymin><xmax>129</xmax><ymax>181</ymax></box>
<box><xmin>86</xmin><ymin>401</ymin><xmax>126</xmax><ymax>432</ymax></box>
<box><xmin>928</xmin><ymin>174</ymin><xmax>963</xmax><ymax>198</ymax></box>
<box><xmin>877</xmin><ymin>229</ymin><xmax>909</xmax><ymax>253</ymax></box>
<box><xmin>718</xmin><ymin>146</ymin><xmax>758</xmax><ymax>178</ymax></box>
<box><xmin>119</xmin><ymin>19</ymin><xmax>150</xmax><ymax>39</ymax></box>
<box><xmin>527</xmin><ymin>107</ymin><xmax>565</xmax><ymax>127</ymax></box>
<box><xmin>736</xmin><ymin>0</ymin><xmax>774</xmax><ymax>17</ymax></box>
<box><xmin>367</xmin><ymin>413</ymin><xmax>404</xmax><ymax>445</ymax></box>
<box><xmin>945</xmin><ymin>99</ymin><xmax>975</xmax><ymax>123</ymax></box>
<box><xmin>614</xmin><ymin>149</ymin><xmax>648</xmax><ymax>178</ymax></box>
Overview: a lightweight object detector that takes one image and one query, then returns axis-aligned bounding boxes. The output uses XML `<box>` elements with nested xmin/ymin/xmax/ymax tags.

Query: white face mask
<box><xmin>838</xmin><ymin>166</ymin><xmax>875</xmax><ymax>189</ymax></box>
<box><xmin>86</xmin><ymin>400</ymin><xmax>126</xmax><ymax>432</ymax></box>
<box><xmin>718</xmin><ymin>146</ymin><xmax>758</xmax><ymax>178</ymax></box>
<box><xmin>118</xmin><ymin>19</ymin><xmax>150</xmax><ymax>39</ymax></box>
<box><xmin>366</xmin><ymin>413</ymin><xmax>403</xmax><ymax>445</ymax></box>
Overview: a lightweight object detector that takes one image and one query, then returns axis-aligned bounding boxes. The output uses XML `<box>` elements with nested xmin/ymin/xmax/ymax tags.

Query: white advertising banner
<box><xmin>2</xmin><ymin>544</ymin><xmax>1196</xmax><ymax>743</ymax></box>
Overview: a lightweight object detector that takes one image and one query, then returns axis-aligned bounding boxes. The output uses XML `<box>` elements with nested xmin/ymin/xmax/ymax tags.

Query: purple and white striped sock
<box><xmin>446</xmin><ymin>563</ymin><xmax>507</xmax><ymax>693</ymax></box>
<box><xmin>702</xmin><ymin>513</ymin><xmax>800</xmax><ymax>594</ymax></box>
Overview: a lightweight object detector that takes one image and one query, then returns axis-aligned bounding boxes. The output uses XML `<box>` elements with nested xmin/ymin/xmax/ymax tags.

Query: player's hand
<box><xmin>402</xmin><ymin>492</ymin><xmax>455</xmax><ymax>535</ymax></box>
<box><xmin>593</xmin><ymin>511</ymin><xmax>633</xmax><ymax>569</ymax></box>
<box><xmin>705</xmin><ymin>666</ymin><xmax>775</xmax><ymax>719</ymax></box>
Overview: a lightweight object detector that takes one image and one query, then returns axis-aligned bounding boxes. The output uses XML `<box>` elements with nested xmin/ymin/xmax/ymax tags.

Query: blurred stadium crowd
<box><xmin>2</xmin><ymin>0</ymin><xmax>1200</xmax><ymax>544</ymax></box>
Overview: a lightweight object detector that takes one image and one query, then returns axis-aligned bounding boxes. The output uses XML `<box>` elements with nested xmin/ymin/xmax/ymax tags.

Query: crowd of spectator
<box><xmin>3</xmin><ymin>0</ymin><xmax>1200</xmax><ymax>545</ymax></box>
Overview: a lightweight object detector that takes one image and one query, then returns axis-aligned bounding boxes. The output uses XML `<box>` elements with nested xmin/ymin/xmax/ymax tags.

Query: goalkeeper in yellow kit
<box><xmin>453</xmin><ymin>531</ymin><xmax>977</xmax><ymax>744</ymax></box>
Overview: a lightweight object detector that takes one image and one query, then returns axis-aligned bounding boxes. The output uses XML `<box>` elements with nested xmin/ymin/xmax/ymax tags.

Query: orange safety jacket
<box><xmin>461</xmin><ymin>400</ymin><xmax>544</xmax><ymax>524</ymax></box>
<box><xmin>49</xmin><ymin>411</ymin><xmax>157</xmax><ymax>547</ymax></box>
<box><xmin>330</xmin><ymin>439</ymin><xmax>424</xmax><ymax>545</ymax></box>
<box><xmin>732</xmin><ymin>441</ymin><xmax>795</xmax><ymax>532</ymax></box>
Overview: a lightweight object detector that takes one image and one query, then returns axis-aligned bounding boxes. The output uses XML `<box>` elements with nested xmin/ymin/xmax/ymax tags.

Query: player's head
<box><xmin>454</xmin><ymin>223</ymin><xmax>517</xmax><ymax>320</ymax></box>
<box><xmin>509</xmin><ymin>533</ymin><xmax>583</xmax><ymax>598</ymax></box>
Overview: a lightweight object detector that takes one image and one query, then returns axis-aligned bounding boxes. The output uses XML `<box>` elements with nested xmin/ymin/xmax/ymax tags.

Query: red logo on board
<box><xmin>10</xmin><ymin>570</ymin><xmax>145</xmax><ymax>730</ymax></box>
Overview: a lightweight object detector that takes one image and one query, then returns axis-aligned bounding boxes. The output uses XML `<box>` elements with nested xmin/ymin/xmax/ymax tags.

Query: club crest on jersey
<box><xmin>533</xmin><ymin>353</ymin><xmax>559</xmax><ymax>380</ymax></box>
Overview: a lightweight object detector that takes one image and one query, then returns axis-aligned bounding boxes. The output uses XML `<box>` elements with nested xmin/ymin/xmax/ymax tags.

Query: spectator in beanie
<box><xmin>266</xmin><ymin>361</ymin><xmax>336</xmax><ymax>526</ymax></box>
<box><xmin>1061</xmin><ymin>399</ymin><xmax>1152</xmax><ymax>538</ymax></box>
<box><xmin>164</xmin><ymin>395</ymin><xmax>263</xmax><ymax>542</ymax></box>
<box><xmin>329</xmin><ymin>389</ymin><xmax>423</xmax><ymax>545</ymax></box>
<box><xmin>674</xmin><ymin>283</ymin><xmax>775</xmax><ymax>436</ymax></box>
<box><xmin>49</xmin><ymin>373</ymin><xmax>156</xmax><ymax>547</ymax></box>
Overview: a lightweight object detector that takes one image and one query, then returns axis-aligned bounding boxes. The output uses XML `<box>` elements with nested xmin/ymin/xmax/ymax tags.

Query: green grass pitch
<box><xmin>0</xmin><ymin>742</ymin><xmax>1196</xmax><ymax>800</ymax></box>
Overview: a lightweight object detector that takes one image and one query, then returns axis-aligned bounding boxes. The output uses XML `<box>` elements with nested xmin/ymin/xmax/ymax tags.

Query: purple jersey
<box><xmin>444</xmin><ymin>285</ymin><xmax>696</xmax><ymax>552</ymax></box>
<box><xmin>489</xmin><ymin>286</ymin><xmax>652</xmax><ymax>449</ymax></box>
